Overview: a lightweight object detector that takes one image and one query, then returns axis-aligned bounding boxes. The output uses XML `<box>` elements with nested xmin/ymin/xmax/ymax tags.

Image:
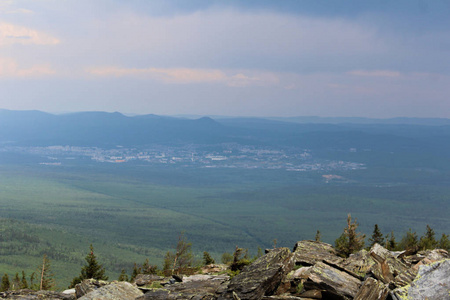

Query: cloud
<box><xmin>347</xmin><ymin>70</ymin><xmax>401</xmax><ymax>78</ymax></box>
<box><xmin>0</xmin><ymin>57</ymin><xmax>56</xmax><ymax>78</ymax></box>
<box><xmin>0</xmin><ymin>22</ymin><xmax>59</xmax><ymax>46</ymax></box>
<box><xmin>87</xmin><ymin>66</ymin><xmax>279</xmax><ymax>87</ymax></box>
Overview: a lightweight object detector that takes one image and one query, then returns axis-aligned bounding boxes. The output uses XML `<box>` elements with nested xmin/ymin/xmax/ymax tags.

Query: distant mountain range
<box><xmin>1</xmin><ymin>110</ymin><xmax>449</xmax><ymax>155</ymax></box>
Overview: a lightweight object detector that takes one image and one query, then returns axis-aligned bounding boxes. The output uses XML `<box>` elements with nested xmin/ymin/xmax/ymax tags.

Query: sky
<box><xmin>0</xmin><ymin>0</ymin><xmax>449</xmax><ymax>118</ymax></box>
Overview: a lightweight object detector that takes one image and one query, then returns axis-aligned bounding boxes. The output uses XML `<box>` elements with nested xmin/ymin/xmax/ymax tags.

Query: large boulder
<box><xmin>77</xmin><ymin>281</ymin><xmax>143</xmax><ymax>300</ymax></box>
<box><xmin>217</xmin><ymin>247</ymin><xmax>294</xmax><ymax>300</ymax></box>
<box><xmin>292</xmin><ymin>240</ymin><xmax>343</xmax><ymax>266</ymax></box>
<box><xmin>391</xmin><ymin>259</ymin><xmax>450</xmax><ymax>300</ymax></box>
<box><xmin>75</xmin><ymin>279</ymin><xmax>109</xmax><ymax>298</ymax></box>
<box><xmin>303</xmin><ymin>261</ymin><xmax>362</xmax><ymax>299</ymax></box>
<box><xmin>137</xmin><ymin>275</ymin><xmax>228</xmax><ymax>300</ymax></box>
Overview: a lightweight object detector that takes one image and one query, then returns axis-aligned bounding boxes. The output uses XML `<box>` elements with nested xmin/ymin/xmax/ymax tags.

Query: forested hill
<box><xmin>1</xmin><ymin>110</ymin><xmax>450</xmax><ymax>152</ymax></box>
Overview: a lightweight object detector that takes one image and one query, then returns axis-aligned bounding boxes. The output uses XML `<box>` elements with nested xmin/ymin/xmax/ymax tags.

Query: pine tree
<box><xmin>418</xmin><ymin>225</ymin><xmax>438</xmax><ymax>250</ymax></box>
<box><xmin>118</xmin><ymin>269</ymin><xmax>128</xmax><ymax>282</ymax></box>
<box><xmin>386</xmin><ymin>231</ymin><xmax>397</xmax><ymax>251</ymax></box>
<box><xmin>368</xmin><ymin>224</ymin><xmax>384</xmax><ymax>247</ymax></box>
<box><xmin>315</xmin><ymin>230</ymin><xmax>321</xmax><ymax>242</ymax></box>
<box><xmin>335</xmin><ymin>214</ymin><xmax>365</xmax><ymax>257</ymax></box>
<box><xmin>439</xmin><ymin>233</ymin><xmax>450</xmax><ymax>251</ymax></box>
<box><xmin>70</xmin><ymin>244</ymin><xmax>108</xmax><ymax>288</ymax></box>
<box><xmin>399</xmin><ymin>229</ymin><xmax>419</xmax><ymax>250</ymax></box>
<box><xmin>29</xmin><ymin>272</ymin><xmax>36</xmax><ymax>290</ymax></box>
<box><xmin>12</xmin><ymin>273</ymin><xmax>20</xmax><ymax>290</ymax></box>
<box><xmin>39</xmin><ymin>254</ymin><xmax>55</xmax><ymax>290</ymax></box>
<box><xmin>21</xmin><ymin>271</ymin><xmax>28</xmax><ymax>289</ymax></box>
<box><xmin>131</xmin><ymin>263</ymin><xmax>141</xmax><ymax>281</ymax></box>
<box><xmin>163</xmin><ymin>233</ymin><xmax>193</xmax><ymax>275</ymax></box>
<box><xmin>1</xmin><ymin>274</ymin><xmax>10</xmax><ymax>292</ymax></box>
<box><xmin>203</xmin><ymin>251</ymin><xmax>215</xmax><ymax>265</ymax></box>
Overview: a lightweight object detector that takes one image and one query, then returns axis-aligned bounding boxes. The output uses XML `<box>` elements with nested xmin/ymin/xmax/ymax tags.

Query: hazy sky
<box><xmin>1</xmin><ymin>0</ymin><xmax>449</xmax><ymax>117</ymax></box>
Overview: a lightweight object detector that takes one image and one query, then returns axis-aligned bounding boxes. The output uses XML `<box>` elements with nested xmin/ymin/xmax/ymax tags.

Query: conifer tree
<box><xmin>39</xmin><ymin>254</ymin><xmax>55</xmax><ymax>290</ymax></box>
<box><xmin>418</xmin><ymin>225</ymin><xmax>438</xmax><ymax>250</ymax></box>
<box><xmin>163</xmin><ymin>233</ymin><xmax>193</xmax><ymax>275</ymax></box>
<box><xmin>203</xmin><ymin>251</ymin><xmax>215</xmax><ymax>265</ymax></box>
<box><xmin>1</xmin><ymin>274</ymin><xmax>10</xmax><ymax>292</ymax></box>
<box><xmin>335</xmin><ymin>214</ymin><xmax>365</xmax><ymax>257</ymax></box>
<box><xmin>118</xmin><ymin>269</ymin><xmax>128</xmax><ymax>282</ymax></box>
<box><xmin>29</xmin><ymin>272</ymin><xmax>36</xmax><ymax>290</ymax></box>
<box><xmin>368</xmin><ymin>224</ymin><xmax>384</xmax><ymax>247</ymax></box>
<box><xmin>12</xmin><ymin>273</ymin><xmax>20</xmax><ymax>290</ymax></box>
<box><xmin>400</xmin><ymin>229</ymin><xmax>419</xmax><ymax>250</ymax></box>
<box><xmin>21</xmin><ymin>271</ymin><xmax>28</xmax><ymax>289</ymax></box>
<box><xmin>315</xmin><ymin>230</ymin><xmax>321</xmax><ymax>242</ymax></box>
<box><xmin>386</xmin><ymin>231</ymin><xmax>397</xmax><ymax>251</ymax></box>
<box><xmin>439</xmin><ymin>233</ymin><xmax>450</xmax><ymax>251</ymax></box>
<box><xmin>70</xmin><ymin>244</ymin><xmax>108</xmax><ymax>288</ymax></box>
<box><xmin>131</xmin><ymin>263</ymin><xmax>142</xmax><ymax>281</ymax></box>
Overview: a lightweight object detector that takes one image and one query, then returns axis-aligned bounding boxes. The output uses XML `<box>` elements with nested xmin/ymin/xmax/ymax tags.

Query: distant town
<box><xmin>2</xmin><ymin>144</ymin><xmax>366</xmax><ymax>172</ymax></box>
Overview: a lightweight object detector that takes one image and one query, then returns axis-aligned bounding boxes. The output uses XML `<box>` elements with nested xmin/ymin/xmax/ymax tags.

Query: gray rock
<box><xmin>133</xmin><ymin>274</ymin><xmax>163</xmax><ymax>287</ymax></box>
<box><xmin>137</xmin><ymin>275</ymin><xmax>228</xmax><ymax>300</ymax></box>
<box><xmin>392</xmin><ymin>259</ymin><xmax>450</xmax><ymax>300</ymax></box>
<box><xmin>354</xmin><ymin>277</ymin><xmax>389</xmax><ymax>300</ymax></box>
<box><xmin>292</xmin><ymin>240</ymin><xmax>343</xmax><ymax>266</ymax></box>
<box><xmin>338</xmin><ymin>249</ymin><xmax>376</xmax><ymax>280</ymax></box>
<box><xmin>77</xmin><ymin>281</ymin><xmax>143</xmax><ymax>300</ymax></box>
<box><xmin>304</xmin><ymin>261</ymin><xmax>362</xmax><ymax>299</ymax></box>
<box><xmin>75</xmin><ymin>279</ymin><xmax>109</xmax><ymax>298</ymax></box>
<box><xmin>218</xmin><ymin>247</ymin><xmax>294</xmax><ymax>300</ymax></box>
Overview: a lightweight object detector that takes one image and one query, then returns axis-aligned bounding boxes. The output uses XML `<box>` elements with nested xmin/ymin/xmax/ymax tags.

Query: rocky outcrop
<box><xmin>217</xmin><ymin>247</ymin><xmax>294</xmax><ymax>300</ymax></box>
<box><xmin>15</xmin><ymin>241</ymin><xmax>442</xmax><ymax>300</ymax></box>
<box><xmin>77</xmin><ymin>281</ymin><xmax>143</xmax><ymax>300</ymax></box>
<box><xmin>391</xmin><ymin>259</ymin><xmax>450</xmax><ymax>300</ymax></box>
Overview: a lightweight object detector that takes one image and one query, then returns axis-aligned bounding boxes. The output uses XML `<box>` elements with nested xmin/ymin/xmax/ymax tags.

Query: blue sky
<box><xmin>1</xmin><ymin>0</ymin><xmax>449</xmax><ymax>117</ymax></box>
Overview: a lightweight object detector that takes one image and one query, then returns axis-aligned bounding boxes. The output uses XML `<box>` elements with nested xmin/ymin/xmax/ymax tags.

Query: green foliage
<box><xmin>221</xmin><ymin>252</ymin><xmax>233</xmax><ymax>265</ymax></box>
<box><xmin>399</xmin><ymin>229</ymin><xmax>419</xmax><ymax>250</ymax></box>
<box><xmin>418</xmin><ymin>225</ymin><xmax>438</xmax><ymax>250</ymax></box>
<box><xmin>368</xmin><ymin>224</ymin><xmax>384</xmax><ymax>247</ymax></box>
<box><xmin>150</xmin><ymin>281</ymin><xmax>163</xmax><ymax>289</ymax></box>
<box><xmin>335</xmin><ymin>214</ymin><xmax>365</xmax><ymax>257</ymax></box>
<box><xmin>163</xmin><ymin>233</ymin><xmax>193</xmax><ymax>276</ymax></box>
<box><xmin>118</xmin><ymin>269</ymin><xmax>128</xmax><ymax>282</ymax></box>
<box><xmin>253</xmin><ymin>247</ymin><xmax>263</xmax><ymax>261</ymax></box>
<box><xmin>21</xmin><ymin>271</ymin><xmax>28</xmax><ymax>289</ymax></box>
<box><xmin>202</xmin><ymin>251</ymin><xmax>215</xmax><ymax>265</ymax></box>
<box><xmin>439</xmin><ymin>233</ymin><xmax>450</xmax><ymax>251</ymax></box>
<box><xmin>385</xmin><ymin>231</ymin><xmax>398</xmax><ymax>251</ymax></box>
<box><xmin>70</xmin><ymin>245</ymin><xmax>108</xmax><ymax>288</ymax></box>
<box><xmin>1</xmin><ymin>274</ymin><xmax>10</xmax><ymax>292</ymax></box>
<box><xmin>38</xmin><ymin>254</ymin><xmax>55</xmax><ymax>290</ymax></box>
<box><xmin>230</xmin><ymin>246</ymin><xmax>251</xmax><ymax>272</ymax></box>
<box><xmin>296</xmin><ymin>282</ymin><xmax>304</xmax><ymax>294</ymax></box>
